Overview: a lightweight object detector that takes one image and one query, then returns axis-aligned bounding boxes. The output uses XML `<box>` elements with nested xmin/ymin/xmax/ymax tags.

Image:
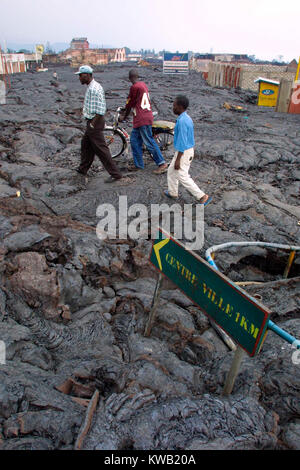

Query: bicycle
<box><xmin>103</xmin><ymin>107</ymin><xmax>175</xmax><ymax>159</ymax></box>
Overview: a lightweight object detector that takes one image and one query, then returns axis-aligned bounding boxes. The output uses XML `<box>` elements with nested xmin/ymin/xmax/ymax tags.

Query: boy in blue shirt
<box><xmin>164</xmin><ymin>95</ymin><xmax>212</xmax><ymax>205</ymax></box>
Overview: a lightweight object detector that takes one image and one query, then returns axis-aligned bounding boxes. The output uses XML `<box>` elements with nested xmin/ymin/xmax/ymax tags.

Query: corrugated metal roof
<box><xmin>254</xmin><ymin>77</ymin><xmax>280</xmax><ymax>85</ymax></box>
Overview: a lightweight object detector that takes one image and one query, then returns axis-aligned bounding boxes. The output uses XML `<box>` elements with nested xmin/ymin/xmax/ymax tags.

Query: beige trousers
<box><xmin>167</xmin><ymin>148</ymin><xmax>205</xmax><ymax>199</ymax></box>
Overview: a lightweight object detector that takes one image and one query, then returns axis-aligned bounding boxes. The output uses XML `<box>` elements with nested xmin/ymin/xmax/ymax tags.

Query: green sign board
<box><xmin>150</xmin><ymin>229</ymin><xmax>271</xmax><ymax>357</ymax></box>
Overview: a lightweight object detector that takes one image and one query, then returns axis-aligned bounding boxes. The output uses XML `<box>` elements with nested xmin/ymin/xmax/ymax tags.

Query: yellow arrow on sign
<box><xmin>153</xmin><ymin>238</ymin><xmax>170</xmax><ymax>271</ymax></box>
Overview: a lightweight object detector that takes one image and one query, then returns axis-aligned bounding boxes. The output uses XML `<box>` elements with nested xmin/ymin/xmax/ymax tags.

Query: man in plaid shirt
<box><xmin>75</xmin><ymin>65</ymin><xmax>122</xmax><ymax>182</ymax></box>
<box><xmin>83</xmin><ymin>78</ymin><xmax>106</xmax><ymax>118</ymax></box>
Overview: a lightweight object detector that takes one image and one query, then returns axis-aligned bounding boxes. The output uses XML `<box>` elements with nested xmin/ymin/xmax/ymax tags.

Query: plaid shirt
<box><xmin>83</xmin><ymin>79</ymin><xmax>106</xmax><ymax>119</ymax></box>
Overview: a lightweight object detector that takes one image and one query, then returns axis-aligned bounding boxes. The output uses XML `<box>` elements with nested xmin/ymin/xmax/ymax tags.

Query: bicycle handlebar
<box><xmin>113</xmin><ymin>107</ymin><xmax>158</xmax><ymax>127</ymax></box>
<box><xmin>112</xmin><ymin>107</ymin><xmax>124</xmax><ymax>127</ymax></box>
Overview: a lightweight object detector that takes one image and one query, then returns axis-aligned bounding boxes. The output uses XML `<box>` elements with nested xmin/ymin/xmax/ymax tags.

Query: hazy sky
<box><xmin>1</xmin><ymin>0</ymin><xmax>299</xmax><ymax>61</ymax></box>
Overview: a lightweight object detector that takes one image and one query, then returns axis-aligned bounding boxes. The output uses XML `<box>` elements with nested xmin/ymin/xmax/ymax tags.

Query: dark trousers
<box><xmin>79</xmin><ymin>116</ymin><xmax>122</xmax><ymax>179</ymax></box>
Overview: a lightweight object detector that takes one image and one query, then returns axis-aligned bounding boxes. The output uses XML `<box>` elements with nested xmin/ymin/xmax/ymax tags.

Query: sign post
<box><xmin>149</xmin><ymin>229</ymin><xmax>271</xmax><ymax>393</ymax></box>
<box><xmin>0</xmin><ymin>340</ymin><xmax>5</xmax><ymax>365</ymax></box>
<box><xmin>0</xmin><ymin>80</ymin><xmax>5</xmax><ymax>105</ymax></box>
<box><xmin>144</xmin><ymin>273</ymin><xmax>164</xmax><ymax>337</ymax></box>
<box><xmin>295</xmin><ymin>57</ymin><xmax>300</xmax><ymax>82</ymax></box>
<box><xmin>223</xmin><ymin>346</ymin><xmax>245</xmax><ymax>396</ymax></box>
<box><xmin>35</xmin><ymin>44</ymin><xmax>44</xmax><ymax>65</ymax></box>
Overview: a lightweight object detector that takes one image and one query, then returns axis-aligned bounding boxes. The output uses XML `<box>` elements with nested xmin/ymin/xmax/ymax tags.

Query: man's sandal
<box><xmin>199</xmin><ymin>195</ymin><xmax>212</xmax><ymax>206</ymax></box>
<box><xmin>163</xmin><ymin>190</ymin><xmax>178</xmax><ymax>199</ymax></box>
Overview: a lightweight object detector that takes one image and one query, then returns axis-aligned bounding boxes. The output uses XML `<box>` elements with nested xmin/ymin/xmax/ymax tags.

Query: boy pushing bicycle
<box><xmin>119</xmin><ymin>69</ymin><xmax>168</xmax><ymax>174</ymax></box>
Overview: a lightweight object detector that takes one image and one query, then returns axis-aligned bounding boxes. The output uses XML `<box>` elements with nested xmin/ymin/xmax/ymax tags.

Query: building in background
<box><xmin>109</xmin><ymin>48</ymin><xmax>126</xmax><ymax>62</ymax></box>
<box><xmin>24</xmin><ymin>52</ymin><xmax>43</xmax><ymax>70</ymax></box>
<box><xmin>59</xmin><ymin>39</ymin><xmax>126</xmax><ymax>67</ymax></box>
<box><xmin>191</xmin><ymin>53</ymin><xmax>252</xmax><ymax>75</ymax></box>
<box><xmin>43</xmin><ymin>53</ymin><xmax>62</xmax><ymax>66</ymax></box>
<box><xmin>193</xmin><ymin>53</ymin><xmax>251</xmax><ymax>63</ymax></box>
<box><xmin>287</xmin><ymin>59</ymin><xmax>298</xmax><ymax>73</ymax></box>
<box><xmin>0</xmin><ymin>52</ymin><xmax>26</xmax><ymax>74</ymax></box>
<box><xmin>127</xmin><ymin>53</ymin><xmax>142</xmax><ymax>62</ymax></box>
<box><xmin>71</xmin><ymin>38</ymin><xmax>89</xmax><ymax>50</ymax></box>
<box><xmin>101</xmin><ymin>48</ymin><xmax>126</xmax><ymax>63</ymax></box>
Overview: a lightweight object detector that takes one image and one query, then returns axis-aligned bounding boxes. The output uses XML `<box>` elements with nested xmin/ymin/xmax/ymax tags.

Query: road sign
<box><xmin>163</xmin><ymin>53</ymin><xmax>189</xmax><ymax>74</ymax></box>
<box><xmin>35</xmin><ymin>44</ymin><xmax>44</xmax><ymax>55</ymax></box>
<box><xmin>150</xmin><ymin>229</ymin><xmax>271</xmax><ymax>357</ymax></box>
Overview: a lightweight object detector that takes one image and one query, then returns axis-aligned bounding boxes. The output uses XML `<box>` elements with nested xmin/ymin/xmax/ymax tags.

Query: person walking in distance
<box><xmin>75</xmin><ymin>65</ymin><xmax>123</xmax><ymax>182</ymax></box>
<box><xmin>164</xmin><ymin>95</ymin><xmax>212</xmax><ymax>205</ymax></box>
<box><xmin>119</xmin><ymin>69</ymin><xmax>168</xmax><ymax>174</ymax></box>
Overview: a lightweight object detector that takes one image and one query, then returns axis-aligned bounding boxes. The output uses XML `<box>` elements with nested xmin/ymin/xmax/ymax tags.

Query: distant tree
<box><xmin>270</xmin><ymin>55</ymin><xmax>286</xmax><ymax>65</ymax></box>
<box><xmin>159</xmin><ymin>50</ymin><xmax>172</xmax><ymax>56</ymax></box>
<box><xmin>45</xmin><ymin>41</ymin><xmax>54</xmax><ymax>54</ymax></box>
<box><xmin>17</xmin><ymin>49</ymin><xmax>31</xmax><ymax>54</ymax></box>
<box><xmin>248</xmin><ymin>55</ymin><xmax>256</xmax><ymax>63</ymax></box>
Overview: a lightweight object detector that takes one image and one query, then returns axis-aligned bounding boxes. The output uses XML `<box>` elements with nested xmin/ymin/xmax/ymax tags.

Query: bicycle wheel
<box><xmin>103</xmin><ymin>127</ymin><xmax>127</xmax><ymax>158</ymax></box>
<box><xmin>153</xmin><ymin>130</ymin><xmax>174</xmax><ymax>153</ymax></box>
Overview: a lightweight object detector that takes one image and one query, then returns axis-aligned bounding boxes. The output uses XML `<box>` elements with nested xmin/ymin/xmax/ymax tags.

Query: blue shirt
<box><xmin>174</xmin><ymin>111</ymin><xmax>195</xmax><ymax>152</ymax></box>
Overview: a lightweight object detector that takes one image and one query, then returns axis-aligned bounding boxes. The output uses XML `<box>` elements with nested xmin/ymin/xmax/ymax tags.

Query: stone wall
<box><xmin>207</xmin><ymin>62</ymin><xmax>296</xmax><ymax>92</ymax></box>
<box><xmin>240</xmin><ymin>65</ymin><xmax>295</xmax><ymax>91</ymax></box>
<box><xmin>0</xmin><ymin>53</ymin><xmax>26</xmax><ymax>74</ymax></box>
<box><xmin>190</xmin><ymin>58</ymin><xmax>211</xmax><ymax>73</ymax></box>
